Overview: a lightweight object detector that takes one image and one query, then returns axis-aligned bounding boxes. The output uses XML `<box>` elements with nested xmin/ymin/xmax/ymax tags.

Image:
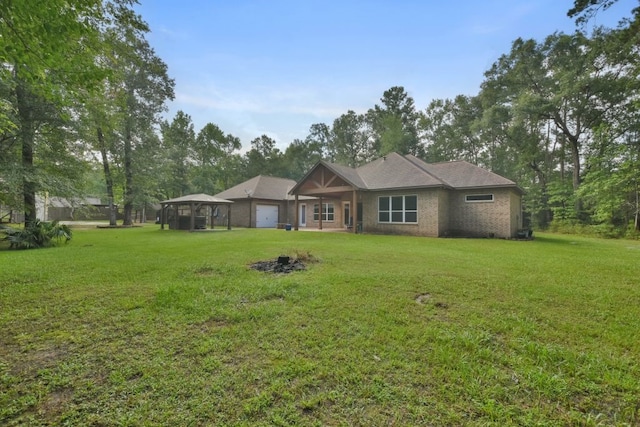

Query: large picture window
<box><xmin>378</xmin><ymin>195</ymin><xmax>417</xmax><ymax>223</ymax></box>
<box><xmin>313</xmin><ymin>203</ymin><xmax>334</xmax><ymax>221</ymax></box>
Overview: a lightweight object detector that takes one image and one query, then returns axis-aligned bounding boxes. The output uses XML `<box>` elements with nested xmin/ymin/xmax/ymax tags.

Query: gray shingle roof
<box><xmin>405</xmin><ymin>155</ymin><xmax>520</xmax><ymax>189</ymax></box>
<box><xmin>290</xmin><ymin>152</ymin><xmax>522</xmax><ymax>194</ymax></box>
<box><xmin>215</xmin><ymin>175</ymin><xmax>297</xmax><ymax>201</ymax></box>
<box><xmin>356</xmin><ymin>152</ymin><xmax>444</xmax><ymax>189</ymax></box>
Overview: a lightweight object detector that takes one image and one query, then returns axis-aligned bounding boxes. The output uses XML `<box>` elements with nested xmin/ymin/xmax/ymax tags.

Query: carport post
<box><xmin>188</xmin><ymin>202</ymin><xmax>193</xmax><ymax>231</ymax></box>
<box><xmin>294</xmin><ymin>194</ymin><xmax>299</xmax><ymax>231</ymax></box>
<box><xmin>160</xmin><ymin>204</ymin><xmax>166</xmax><ymax>229</ymax></box>
<box><xmin>352</xmin><ymin>190</ymin><xmax>358</xmax><ymax>234</ymax></box>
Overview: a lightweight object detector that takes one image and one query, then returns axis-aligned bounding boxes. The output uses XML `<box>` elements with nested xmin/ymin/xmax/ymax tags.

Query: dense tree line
<box><xmin>1</xmin><ymin>0</ymin><xmax>638</xmax><ymax>235</ymax></box>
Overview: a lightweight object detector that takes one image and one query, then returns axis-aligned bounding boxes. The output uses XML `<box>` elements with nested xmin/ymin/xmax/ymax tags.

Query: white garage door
<box><xmin>255</xmin><ymin>205</ymin><xmax>278</xmax><ymax>228</ymax></box>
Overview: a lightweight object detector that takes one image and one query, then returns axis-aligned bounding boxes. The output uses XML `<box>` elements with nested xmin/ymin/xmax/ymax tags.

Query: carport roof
<box><xmin>160</xmin><ymin>194</ymin><xmax>233</xmax><ymax>204</ymax></box>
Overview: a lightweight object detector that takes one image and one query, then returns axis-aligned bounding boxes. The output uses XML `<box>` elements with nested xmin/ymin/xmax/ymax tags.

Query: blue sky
<box><xmin>135</xmin><ymin>0</ymin><xmax>634</xmax><ymax>151</ymax></box>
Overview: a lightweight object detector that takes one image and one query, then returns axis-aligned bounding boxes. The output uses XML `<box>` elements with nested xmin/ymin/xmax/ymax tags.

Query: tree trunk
<box><xmin>122</xmin><ymin>112</ymin><xmax>134</xmax><ymax>226</ymax></box>
<box><xmin>635</xmin><ymin>182</ymin><xmax>640</xmax><ymax>231</ymax></box>
<box><xmin>530</xmin><ymin>161</ymin><xmax>552</xmax><ymax>227</ymax></box>
<box><xmin>15</xmin><ymin>74</ymin><xmax>37</xmax><ymax>225</ymax></box>
<box><xmin>97</xmin><ymin>126</ymin><xmax>118</xmax><ymax>226</ymax></box>
<box><xmin>553</xmin><ymin>110</ymin><xmax>582</xmax><ymax>217</ymax></box>
<box><xmin>568</xmin><ymin>137</ymin><xmax>583</xmax><ymax>217</ymax></box>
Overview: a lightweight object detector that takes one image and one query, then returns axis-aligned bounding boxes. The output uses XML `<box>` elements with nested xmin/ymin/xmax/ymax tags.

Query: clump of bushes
<box><xmin>548</xmin><ymin>219</ymin><xmax>639</xmax><ymax>239</ymax></box>
<box><xmin>1</xmin><ymin>220</ymin><xmax>72</xmax><ymax>249</ymax></box>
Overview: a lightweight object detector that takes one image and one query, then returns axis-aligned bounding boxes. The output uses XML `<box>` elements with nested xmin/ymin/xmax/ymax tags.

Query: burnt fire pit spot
<box><xmin>250</xmin><ymin>255</ymin><xmax>307</xmax><ymax>274</ymax></box>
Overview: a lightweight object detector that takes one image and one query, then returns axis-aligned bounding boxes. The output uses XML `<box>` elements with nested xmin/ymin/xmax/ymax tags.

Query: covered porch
<box><xmin>289</xmin><ymin>162</ymin><xmax>363</xmax><ymax>233</ymax></box>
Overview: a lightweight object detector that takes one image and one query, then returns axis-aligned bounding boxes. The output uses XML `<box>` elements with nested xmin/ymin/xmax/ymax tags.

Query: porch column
<box><xmin>227</xmin><ymin>204</ymin><xmax>231</xmax><ymax>230</ymax></box>
<box><xmin>318</xmin><ymin>197</ymin><xmax>323</xmax><ymax>230</ymax></box>
<box><xmin>294</xmin><ymin>194</ymin><xmax>299</xmax><ymax>231</ymax></box>
<box><xmin>190</xmin><ymin>202</ymin><xmax>195</xmax><ymax>231</ymax></box>
<box><xmin>352</xmin><ymin>190</ymin><xmax>358</xmax><ymax>234</ymax></box>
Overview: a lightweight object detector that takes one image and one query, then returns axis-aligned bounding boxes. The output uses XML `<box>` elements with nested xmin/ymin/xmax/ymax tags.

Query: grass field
<box><xmin>1</xmin><ymin>225</ymin><xmax>639</xmax><ymax>426</ymax></box>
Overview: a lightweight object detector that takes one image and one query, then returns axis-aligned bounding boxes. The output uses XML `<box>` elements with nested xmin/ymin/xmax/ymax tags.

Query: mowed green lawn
<box><xmin>1</xmin><ymin>226</ymin><xmax>639</xmax><ymax>426</ymax></box>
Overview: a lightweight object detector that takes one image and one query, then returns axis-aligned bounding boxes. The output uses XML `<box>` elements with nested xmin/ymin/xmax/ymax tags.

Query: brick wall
<box><xmin>216</xmin><ymin>199</ymin><xmax>292</xmax><ymax>228</ymax></box>
<box><xmin>361</xmin><ymin>189</ymin><xmax>441</xmax><ymax>237</ymax></box>
<box><xmin>447</xmin><ymin>188</ymin><xmax>519</xmax><ymax>238</ymax></box>
<box><xmin>222</xmin><ymin>199</ymin><xmax>251</xmax><ymax>227</ymax></box>
<box><xmin>358</xmin><ymin>187</ymin><xmax>520</xmax><ymax>238</ymax></box>
<box><xmin>306</xmin><ymin>198</ymin><xmax>344</xmax><ymax>229</ymax></box>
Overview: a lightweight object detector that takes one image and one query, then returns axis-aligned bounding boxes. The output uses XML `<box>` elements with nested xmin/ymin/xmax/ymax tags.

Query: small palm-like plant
<box><xmin>1</xmin><ymin>220</ymin><xmax>72</xmax><ymax>249</ymax></box>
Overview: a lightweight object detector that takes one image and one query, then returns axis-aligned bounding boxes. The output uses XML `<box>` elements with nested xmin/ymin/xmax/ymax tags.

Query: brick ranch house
<box><xmin>289</xmin><ymin>152</ymin><xmax>524</xmax><ymax>238</ymax></box>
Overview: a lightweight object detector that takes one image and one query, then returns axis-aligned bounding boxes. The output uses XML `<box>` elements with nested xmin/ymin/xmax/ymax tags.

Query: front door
<box><xmin>344</xmin><ymin>202</ymin><xmax>351</xmax><ymax>227</ymax></box>
<box><xmin>299</xmin><ymin>204</ymin><xmax>306</xmax><ymax>227</ymax></box>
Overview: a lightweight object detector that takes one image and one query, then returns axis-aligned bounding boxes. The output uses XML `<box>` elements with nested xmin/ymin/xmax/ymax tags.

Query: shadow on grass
<box><xmin>532</xmin><ymin>235</ymin><xmax>573</xmax><ymax>245</ymax></box>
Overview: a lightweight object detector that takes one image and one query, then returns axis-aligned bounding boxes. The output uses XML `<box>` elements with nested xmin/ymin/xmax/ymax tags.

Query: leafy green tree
<box><xmin>306</xmin><ymin>123</ymin><xmax>333</xmax><ymax>160</ymax></box>
<box><xmin>216</xmin><ymin>154</ymin><xmax>247</xmax><ymax>190</ymax></box>
<box><xmin>368</xmin><ymin>86</ymin><xmax>421</xmax><ymax>156</ymax></box>
<box><xmin>419</xmin><ymin>99</ymin><xmax>458</xmax><ymax>163</ymax></box>
<box><xmin>329</xmin><ymin>110</ymin><xmax>372</xmax><ymax>167</ymax></box>
<box><xmin>579</xmin><ymin>114</ymin><xmax>640</xmax><ymax>231</ymax></box>
<box><xmin>483</xmin><ymin>31</ymin><xmax>636</xmax><ymax>221</ymax></box>
<box><xmin>116</xmin><ymin>28</ymin><xmax>174</xmax><ymax>225</ymax></box>
<box><xmin>80</xmin><ymin>75</ymin><xmax>125</xmax><ymax>226</ymax></box>
<box><xmin>568</xmin><ymin>0</ymin><xmax>638</xmax><ymax>25</ymax></box>
<box><xmin>567</xmin><ymin>1</ymin><xmax>640</xmax><ymax>232</ymax></box>
<box><xmin>192</xmin><ymin>123</ymin><xmax>241</xmax><ymax>194</ymax></box>
<box><xmin>0</xmin><ymin>0</ymin><xmax>146</xmax><ymax>224</ymax></box>
<box><xmin>477</xmin><ymin>82</ymin><xmax>560</xmax><ymax>228</ymax></box>
<box><xmin>420</xmin><ymin>95</ymin><xmax>484</xmax><ymax>165</ymax></box>
<box><xmin>160</xmin><ymin>111</ymin><xmax>195</xmax><ymax>198</ymax></box>
<box><xmin>1</xmin><ymin>76</ymin><xmax>92</xmax><ymax>223</ymax></box>
<box><xmin>281</xmin><ymin>138</ymin><xmax>324</xmax><ymax>180</ymax></box>
<box><xmin>0</xmin><ymin>0</ymin><xmax>106</xmax><ymax>129</ymax></box>
<box><xmin>130</xmin><ymin>126</ymin><xmax>164</xmax><ymax>222</ymax></box>
<box><xmin>244</xmin><ymin>135</ymin><xmax>284</xmax><ymax>177</ymax></box>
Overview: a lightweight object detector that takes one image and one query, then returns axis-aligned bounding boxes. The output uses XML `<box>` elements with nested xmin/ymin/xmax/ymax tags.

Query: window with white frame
<box><xmin>378</xmin><ymin>195</ymin><xmax>417</xmax><ymax>223</ymax></box>
<box><xmin>465</xmin><ymin>194</ymin><xmax>494</xmax><ymax>202</ymax></box>
<box><xmin>313</xmin><ymin>203</ymin><xmax>334</xmax><ymax>221</ymax></box>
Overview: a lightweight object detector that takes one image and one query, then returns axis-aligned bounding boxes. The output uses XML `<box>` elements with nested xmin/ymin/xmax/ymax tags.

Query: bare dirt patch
<box><xmin>39</xmin><ymin>387</ymin><xmax>74</xmax><ymax>418</ymax></box>
<box><xmin>415</xmin><ymin>293</ymin><xmax>431</xmax><ymax>304</ymax></box>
